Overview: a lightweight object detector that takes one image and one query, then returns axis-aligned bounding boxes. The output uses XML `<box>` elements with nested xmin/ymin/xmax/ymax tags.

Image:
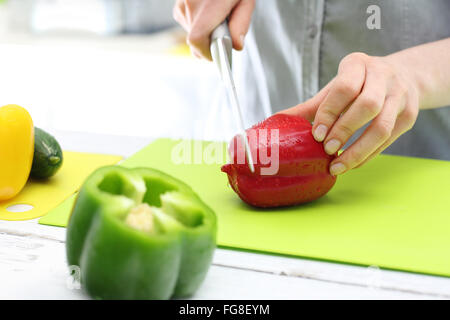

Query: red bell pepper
<box><xmin>221</xmin><ymin>114</ymin><xmax>337</xmax><ymax>208</ymax></box>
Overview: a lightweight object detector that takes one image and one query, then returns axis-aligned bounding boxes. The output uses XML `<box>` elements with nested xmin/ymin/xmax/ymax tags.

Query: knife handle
<box><xmin>210</xmin><ymin>21</ymin><xmax>233</xmax><ymax>68</ymax></box>
<box><xmin>211</xmin><ymin>21</ymin><xmax>231</xmax><ymax>42</ymax></box>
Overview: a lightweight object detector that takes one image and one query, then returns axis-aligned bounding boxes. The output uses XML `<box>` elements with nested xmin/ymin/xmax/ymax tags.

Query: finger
<box><xmin>187</xmin><ymin>1</ymin><xmax>236</xmax><ymax>60</ymax></box>
<box><xmin>280</xmin><ymin>102</ymin><xmax>318</xmax><ymax>123</ymax></box>
<box><xmin>355</xmin><ymin>103</ymin><xmax>418</xmax><ymax>168</ymax></box>
<box><xmin>229</xmin><ymin>0</ymin><xmax>255</xmax><ymax>50</ymax></box>
<box><xmin>312</xmin><ymin>53</ymin><xmax>368</xmax><ymax>142</ymax></box>
<box><xmin>329</xmin><ymin>94</ymin><xmax>400</xmax><ymax>175</ymax></box>
<box><xmin>323</xmin><ymin>70</ymin><xmax>387</xmax><ymax>155</ymax></box>
<box><xmin>190</xmin><ymin>46</ymin><xmax>202</xmax><ymax>59</ymax></box>
<box><xmin>173</xmin><ymin>0</ymin><xmax>188</xmax><ymax>30</ymax></box>
<box><xmin>279</xmin><ymin>80</ymin><xmax>334</xmax><ymax>122</ymax></box>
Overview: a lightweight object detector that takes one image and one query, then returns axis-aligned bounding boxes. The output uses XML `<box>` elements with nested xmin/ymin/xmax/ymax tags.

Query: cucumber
<box><xmin>30</xmin><ymin>127</ymin><xmax>63</xmax><ymax>179</ymax></box>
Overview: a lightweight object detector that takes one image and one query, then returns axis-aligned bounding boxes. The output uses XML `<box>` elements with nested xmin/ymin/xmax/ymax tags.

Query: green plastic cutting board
<box><xmin>39</xmin><ymin>139</ymin><xmax>450</xmax><ymax>277</ymax></box>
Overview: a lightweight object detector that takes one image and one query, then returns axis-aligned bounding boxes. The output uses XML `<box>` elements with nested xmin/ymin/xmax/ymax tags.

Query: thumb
<box><xmin>228</xmin><ymin>0</ymin><xmax>255</xmax><ymax>50</ymax></box>
<box><xmin>278</xmin><ymin>102</ymin><xmax>318</xmax><ymax>123</ymax></box>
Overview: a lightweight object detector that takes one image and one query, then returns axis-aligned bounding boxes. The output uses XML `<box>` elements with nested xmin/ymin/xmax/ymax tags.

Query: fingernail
<box><xmin>324</xmin><ymin>139</ymin><xmax>341</xmax><ymax>155</ymax></box>
<box><xmin>313</xmin><ymin>124</ymin><xmax>328</xmax><ymax>142</ymax></box>
<box><xmin>330</xmin><ymin>162</ymin><xmax>346</xmax><ymax>176</ymax></box>
<box><xmin>240</xmin><ymin>34</ymin><xmax>245</xmax><ymax>48</ymax></box>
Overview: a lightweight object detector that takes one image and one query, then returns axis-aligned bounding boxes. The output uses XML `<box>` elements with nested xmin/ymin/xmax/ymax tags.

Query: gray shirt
<box><xmin>236</xmin><ymin>0</ymin><xmax>450</xmax><ymax>160</ymax></box>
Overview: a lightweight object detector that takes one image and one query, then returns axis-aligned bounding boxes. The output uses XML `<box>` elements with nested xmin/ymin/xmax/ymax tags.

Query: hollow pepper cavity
<box><xmin>66</xmin><ymin>166</ymin><xmax>217</xmax><ymax>300</ymax></box>
<box><xmin>222</xmin><ymin>114</ymin><xmax>337</xmax><ymax>208</ymax></box>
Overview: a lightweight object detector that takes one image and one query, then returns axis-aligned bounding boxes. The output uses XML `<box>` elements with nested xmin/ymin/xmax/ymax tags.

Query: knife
<box><xmin>210</xmin><ymin>21</ymin><xmax>255</xmax><ymax>173</ymax></box>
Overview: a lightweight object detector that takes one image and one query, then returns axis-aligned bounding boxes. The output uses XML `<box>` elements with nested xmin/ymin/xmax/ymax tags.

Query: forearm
<box><xmin>384</xmin><ymin>37</ymin><xmax>450</xmax><ymax>110</ymax></box>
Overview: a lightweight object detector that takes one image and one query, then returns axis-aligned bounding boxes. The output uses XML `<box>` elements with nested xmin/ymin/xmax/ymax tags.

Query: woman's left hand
<box><xmin>282</xmin><ymin>52</ymin><xmax>420</xmax><ymax>176</ymax></box>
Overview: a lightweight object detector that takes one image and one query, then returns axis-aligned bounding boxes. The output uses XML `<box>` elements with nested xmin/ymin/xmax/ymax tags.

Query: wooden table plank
<box><xmin>0</xmin><ymin>232</ymin><xmax>439</xmax><ymax>300</ymax></box>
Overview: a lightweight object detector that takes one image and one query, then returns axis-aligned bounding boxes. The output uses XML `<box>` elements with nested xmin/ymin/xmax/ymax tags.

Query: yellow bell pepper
<box><xmin>0</xmin><ymin>105</ymin><xmax>34</xmax><ymax>201</ymax></box>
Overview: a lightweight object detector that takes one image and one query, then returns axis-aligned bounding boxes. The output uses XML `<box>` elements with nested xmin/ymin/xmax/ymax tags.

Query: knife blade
<box><xmin>210</xmin><ymin>21</ymin><xmax>255</xmax><ymax>173</ymax></box>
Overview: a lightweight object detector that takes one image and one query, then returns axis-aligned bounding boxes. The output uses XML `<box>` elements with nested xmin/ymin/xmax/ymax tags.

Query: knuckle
<box><xmin>348</xmin><ymin>147</ymin><xmax>366</xmax><ymax>165</ymax></box>
<box><xmin>360</xmin><ymin>95</ymin><xmax>381</xmax><ymax>115</ymax></box>
<box><xmin>335</xmin><ymin>123</ymin><xmax>354</xmax><ymax>138</ymax></box>
<box><xmin>400</xmin><ymin>107</ymin><xmax>418</xmax><ymax>130</ymax></box>
<box><xmin>343</xmin><ymin>52</ymin><xmax>369</xmax><ymax>64</ymax></box>
<box><xmin>395</xmin><ymin>83</ymin><xmax>408</xmax><ymax>96</ymax></box>
<box><xmin>187</xmin><ymin>29</ymin><xmax>205</xmax><ymax>46</ymax></box>
<box><xmin>373</xmin><ymin>120</ymin><xmax>393</xmax><ymax>140</ymax></box>
<box><xmin>404</xmin><ymin>122</ymin><xmax>414</xmax><ymax>131</ymax></box>
<box><xmin>335</xmin><ymin>79</ymin><xmax>360</xmax><ymax>97</ymax></box>
<box><xmin>321</xmin><ymin>106</ymin><xmax>340</xmax><ymax>121</ymax></box>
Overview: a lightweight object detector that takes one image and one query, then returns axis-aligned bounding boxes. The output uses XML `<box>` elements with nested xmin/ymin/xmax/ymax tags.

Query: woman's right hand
<box><xmin>173</xmin><ymin>0</ymin><xmax>255</xmax><ymax>60</ymax></box>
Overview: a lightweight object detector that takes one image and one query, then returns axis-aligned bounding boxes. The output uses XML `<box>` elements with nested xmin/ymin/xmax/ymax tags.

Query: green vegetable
<box><xmin>66</xmin><ymin>166</ymin><xmax>217</xmax><ymax>300</ymax></box>
<box><xmin>30</xmin><ymin>127</ymin><xmax>63</xmax><ymax>179</ymax></box>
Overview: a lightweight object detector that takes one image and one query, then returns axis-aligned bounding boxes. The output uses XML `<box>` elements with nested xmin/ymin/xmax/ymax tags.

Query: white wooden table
<box><xmin>0</xmin><ymin>130</ymin><xmax>449</xmax><ymax>300</ymax></box>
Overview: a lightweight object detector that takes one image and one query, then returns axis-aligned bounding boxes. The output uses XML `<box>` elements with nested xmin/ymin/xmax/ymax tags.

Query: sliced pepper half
<box><xmin>66</xmin><ymin>166</ymin><xmax>217</xmax><ymax>300</ymax></box>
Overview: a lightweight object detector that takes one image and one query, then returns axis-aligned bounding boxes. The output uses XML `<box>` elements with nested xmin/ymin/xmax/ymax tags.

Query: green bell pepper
<box><xmin>66</xmin><ymin>166</ymin><xmax>217</xmax><ymax>300</ymax></box>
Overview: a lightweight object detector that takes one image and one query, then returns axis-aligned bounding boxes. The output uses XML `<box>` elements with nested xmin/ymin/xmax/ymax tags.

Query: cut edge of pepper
<box><xmin>93</xmin><ymin>167</ymin><xmax>208</xmax><ymax>236</ymax></box>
